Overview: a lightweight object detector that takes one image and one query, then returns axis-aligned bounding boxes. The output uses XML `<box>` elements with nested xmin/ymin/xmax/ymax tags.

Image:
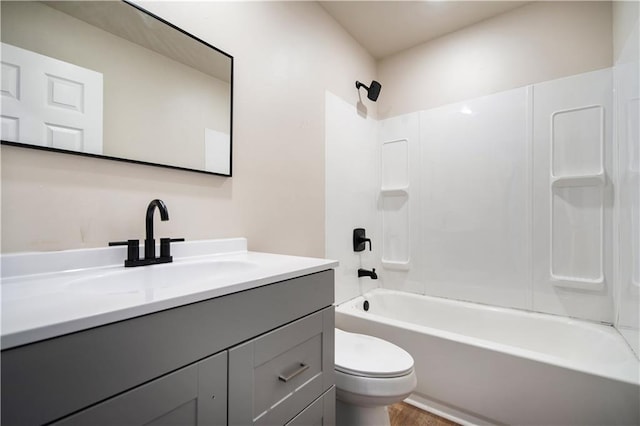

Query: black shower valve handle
<box><xmin>353</xmin><ymin>228</ymin><xmax>372</xmax><ymax>252</ymax></box>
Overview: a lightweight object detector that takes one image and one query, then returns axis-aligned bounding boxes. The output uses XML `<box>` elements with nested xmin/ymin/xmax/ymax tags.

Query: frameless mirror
<box><xmin>0</xmin><ymin>1</ymin><xmax>233</xmax><ymax>176</ymax></box>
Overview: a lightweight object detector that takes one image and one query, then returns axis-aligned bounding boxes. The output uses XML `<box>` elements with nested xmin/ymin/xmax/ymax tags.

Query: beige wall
<box><xmin>2</xmin><ymin>1</ymin><xmax>230</xmax><ymax>170</ymax></box>
<box><xmin>0</xmin><ymin>1</ymin><xmax>376</xmax><ymax>255</ymax></box>
<box><xmin>377</xmin><ymin>1</ymin><xmax>612</xmax><ymax>119</ymax></box>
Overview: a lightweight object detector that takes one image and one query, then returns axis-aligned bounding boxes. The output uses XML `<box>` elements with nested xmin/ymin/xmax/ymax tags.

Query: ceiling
<box><xmin>45</xmin><ymin>1</ymin><xmax>231</xmax><ymax>81</ymax></box>
<box><xmin>319</xmin><ymin>1</ymin><xmax>529</xmax><ymax>59</ymax></box>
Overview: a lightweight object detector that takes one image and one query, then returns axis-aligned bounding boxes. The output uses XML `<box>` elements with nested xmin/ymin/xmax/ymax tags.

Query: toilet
<box><xmin>334</xmin><ymin>328</ymin><xmax>417</xmax><ymax>426</ymax></box>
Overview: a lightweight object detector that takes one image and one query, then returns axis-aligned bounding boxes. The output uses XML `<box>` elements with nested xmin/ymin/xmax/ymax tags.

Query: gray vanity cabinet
<box><xmin>2</xmin><ymin>269</ymin><xmax>335</xmax><ymax>426</ymax></box>
<box><xmin>54</xmin><ymin>351</ymin><xmax>228</xmax><ymax>426</ymax></box>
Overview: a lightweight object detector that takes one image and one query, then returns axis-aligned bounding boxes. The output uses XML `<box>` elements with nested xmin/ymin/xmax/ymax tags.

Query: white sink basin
<box><xmin>1</xmin><ymin>238</ymin><xmax>339</xmax><ymax>350</ymax></box>
<box><xmin>66</xmin><ymin>259</ymin><xmax>259</xmax><ymax>295</ymax></box>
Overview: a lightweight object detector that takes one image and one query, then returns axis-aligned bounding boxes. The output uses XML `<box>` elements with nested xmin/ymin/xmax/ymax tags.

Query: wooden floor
<box><xmin>388</xmin><ymin>402</ymin><xmax>459</xmax><ymax>426</ymax></box>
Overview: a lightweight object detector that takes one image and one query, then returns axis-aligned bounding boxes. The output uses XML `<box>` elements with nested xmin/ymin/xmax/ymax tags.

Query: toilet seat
<box><xmin>335</xmin><ymin>328</ymin><xmax>414</xmax><ymax>378</ymax></box>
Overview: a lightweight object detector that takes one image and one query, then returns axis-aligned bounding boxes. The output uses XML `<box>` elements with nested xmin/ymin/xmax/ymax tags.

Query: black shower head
<box><xmin>356</xmin><ymin>80</ymin><xmax>382</xmax><ymax>102</ymax></box>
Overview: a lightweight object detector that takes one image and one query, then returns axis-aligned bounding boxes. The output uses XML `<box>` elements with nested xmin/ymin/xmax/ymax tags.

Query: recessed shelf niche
<box><xmin>381</xmin><ymin>138</ymin><xmax>410</xmax><ymax>270</ymax></box>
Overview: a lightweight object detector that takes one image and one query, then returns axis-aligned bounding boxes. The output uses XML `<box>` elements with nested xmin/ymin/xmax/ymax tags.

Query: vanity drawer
<box><xmin>229</xmin><ymin>306</ymin><xmax>334</xmax><ymax>426</ymax></box>
<box><xmin>285</xmin><ymin>387</ymin><xmax>335</xmax><ymax>426</ymax></box>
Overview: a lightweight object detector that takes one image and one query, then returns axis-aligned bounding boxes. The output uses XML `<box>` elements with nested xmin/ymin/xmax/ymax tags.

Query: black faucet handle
<box><xmin>109</xmin><ymin>239</ymin><xmax>140</xmax><ymax>263</ymax></box>
<box><xmin>160</xmin><ymin>237</ymin><xmax>185</xmax><ymax>259</ymax></box>
<box><xmin>353</xmin><ymin>228</ymin><xmax>372</xmax><ymax>252</ymax></box>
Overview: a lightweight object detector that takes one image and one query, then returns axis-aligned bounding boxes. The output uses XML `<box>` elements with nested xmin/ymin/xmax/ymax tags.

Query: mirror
<box><xmin>0</xmin><ymin>1</ymin><xmax>233</xmax><ymax>176</ymax></box>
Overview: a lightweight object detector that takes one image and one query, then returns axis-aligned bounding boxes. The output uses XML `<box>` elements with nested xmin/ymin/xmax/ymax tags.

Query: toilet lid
<box><xmin>335</xmin><ymin>329</ymin><xmax>414</xmax><ymax>378</ymax></box>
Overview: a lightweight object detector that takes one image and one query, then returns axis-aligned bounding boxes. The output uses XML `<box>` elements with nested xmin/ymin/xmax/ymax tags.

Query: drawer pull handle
<box><xmin>278</xmin><ymin>363</ymin><xmax>309</xmax><ymax>382</ymax></box>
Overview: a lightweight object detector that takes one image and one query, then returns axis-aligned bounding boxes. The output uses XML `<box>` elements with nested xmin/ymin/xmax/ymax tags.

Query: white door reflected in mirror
<box><xmin>1</xmin><ymin>42</ymin><xmax>103</xmax><ymax>154</ymax></box>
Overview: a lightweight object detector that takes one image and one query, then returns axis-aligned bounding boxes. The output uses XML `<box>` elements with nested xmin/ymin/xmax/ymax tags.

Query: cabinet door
<box><xmin>54</xmin><ymin>351</ymin><xmax>227</xmax><ymax>426</ymax></box>
<box><xmin>229</xmin><ymin>307</ymin><xmax>335</xmax><ymax>425</ymax></box>
<box><xmin>198</xmin><ymin>349</ymin><xmax>228</xmax><ymax>425</ymax></box>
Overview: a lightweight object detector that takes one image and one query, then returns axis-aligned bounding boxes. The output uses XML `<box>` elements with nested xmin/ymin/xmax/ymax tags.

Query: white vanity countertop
<box><xmin>1</xmin><ymin>238</ymin><xmax>338</xmax><ymax>350</ymax></box>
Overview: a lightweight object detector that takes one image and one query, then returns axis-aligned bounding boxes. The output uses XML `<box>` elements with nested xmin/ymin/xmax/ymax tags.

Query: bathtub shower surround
<box><xmin>328</xmin><ymin>67</ymin><xmax>627</xmax><ymax>321</ymax></box>
<box><xmin>377</xmin><ymin>65</ymin><xmax>640</xmax><ymax>353</ymax></box>
<box><xmin>375</xmin><ymin>68</ymin><xmax>616</xmax><ymax>324</ymax></box>
<box><xmin>325</xmin><ymin>65</ymin><xmax>639</xmax><ymax>424</ymax></box>
<box><xmin>336</xmin><ymin>289</ymin><xmax>640</xmax><ymax>426</ymax></box>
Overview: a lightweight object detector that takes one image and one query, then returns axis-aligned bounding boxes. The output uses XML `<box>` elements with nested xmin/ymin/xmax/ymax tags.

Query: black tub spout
<box><xmin>358</xmin><ymin>268</ymin><xmax>377</xmax><ymax>279</ymax></box>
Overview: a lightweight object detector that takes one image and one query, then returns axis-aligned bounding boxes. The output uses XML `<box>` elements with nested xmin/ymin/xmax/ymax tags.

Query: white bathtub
<box><xmin>335</xmin><ymin>289</ymin><xmax>640</xmax><ymax>426</ymax></box>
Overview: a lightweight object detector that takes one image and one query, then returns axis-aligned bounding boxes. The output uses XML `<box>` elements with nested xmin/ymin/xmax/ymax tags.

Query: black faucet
<box><xmin>109</xmin><ymin>199</ymin><xmax>184</xmax><ymax>267</ymax></box>
<box><xmin>145</xmin><ymin>199</ymin><xmax>169</xmax><ymax>260</ymax></box>
<box><xmin>358</xmin><ymin>268</ymin><xmax>378</xmax><ymax>279</ymax></box>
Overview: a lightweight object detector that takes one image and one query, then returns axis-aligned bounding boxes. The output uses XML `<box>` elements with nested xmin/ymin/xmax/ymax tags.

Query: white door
<box><xmin>1</xmin><ymin>42</ymin><xmax>103</xmax><ymax>154</ymax></box>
